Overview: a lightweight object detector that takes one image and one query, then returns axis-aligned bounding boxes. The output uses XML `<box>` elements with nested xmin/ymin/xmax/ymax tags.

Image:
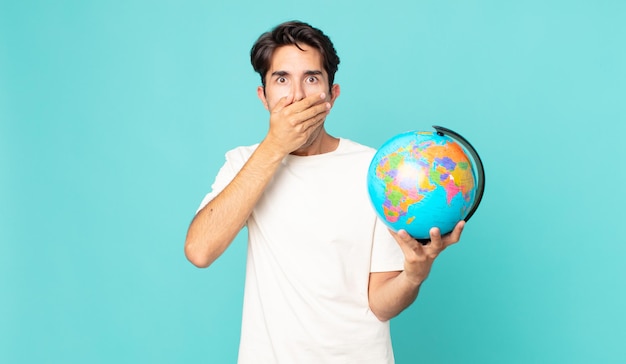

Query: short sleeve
<box><xmin>195</xmin><ymin>163</ymin><xmax>233</xmax><ymax>214</ymax></box>
<box><xmin>369</xmin><ymin>217</ymin><xmax>405</xmax><ymax>272</ymax></box>
<box><xmin>195</xmin><ymin>144</ymin><xmax>258</xmax><ymax>214</ymax></box>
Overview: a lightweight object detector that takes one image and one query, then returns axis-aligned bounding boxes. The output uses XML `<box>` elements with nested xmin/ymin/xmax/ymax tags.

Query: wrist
<box><xmin>258</xmin><ymin>138</ymin><xmax>289</xmax><ymax>163</ymax></box>
<box><xmin>401</xmin><ymin>270</ymin><xmax>425</xmax><ymax>289</ymax></box>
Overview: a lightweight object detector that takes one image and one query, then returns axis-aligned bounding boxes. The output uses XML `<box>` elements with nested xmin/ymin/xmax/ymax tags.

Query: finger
<box><xmin>396</xmin><ymin>229</ymin><xmax>413</xmax><ymax>243</ymax></box>
<box><xmin>290</xmin><ymin>92</ymin><xmax>328</xmax><ymax>113</ymax></box>
<box><xmin>299</xmin><ymin>104</ymin><xmax>331</xmax><ymax>131</ymax></box>
<box><xmin>443</xmin><ymin>220</ymin><xmax>465</xmax><ymax>248</ymax></box>
<box><xmin>427</xmin><ymin>227</ymin><xmax>444</xmax><ymax>252</ymax></box>
<box><xmin>389</xmin><ymin>229</ymin><xmax>423</xmax><ymax>256</ymax></box>
<box><xmin>300</xmin><ymin>99</ymin><xmax>331</xmax><ymax>119</ymax></box>
<box><xmin>272</xmin><ymin>92</ymin><xmax>295</xmax><ymax>113</ymax></box>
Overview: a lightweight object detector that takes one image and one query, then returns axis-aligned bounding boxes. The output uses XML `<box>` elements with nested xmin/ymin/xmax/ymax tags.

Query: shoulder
<box><xmin>224</xmin><ymin>143</ymin><xmax>259</xmax><ymax>163</ymax></box>
<box><xmin>338</xmin><ymin>138</ymin><xmax>376</xmax><ymax>153</ymax></box>
<box><xmin>335</xmin><ymin>138</ymin><xmax>377</xmax><ymax>158</ymax></box>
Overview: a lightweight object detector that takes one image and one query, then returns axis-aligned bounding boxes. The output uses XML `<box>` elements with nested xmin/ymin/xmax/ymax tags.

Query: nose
<box><xmin>292</xmin><ymin>83</ymin><xmax>305</xmax><ymax>102</ymax></box>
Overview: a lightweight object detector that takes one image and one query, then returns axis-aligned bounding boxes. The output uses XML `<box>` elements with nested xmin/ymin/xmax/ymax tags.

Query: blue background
<box><xmin>2</xmin><ymin>0</ymin><xmax>625</xmax><ymax>363</ymax></box>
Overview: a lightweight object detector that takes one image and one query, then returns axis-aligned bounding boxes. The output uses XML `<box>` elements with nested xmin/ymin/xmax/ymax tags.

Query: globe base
<box><xmin>416</xmin><ymin>238</ymin><xmax>430</xmax><ymax>245</ymax></box>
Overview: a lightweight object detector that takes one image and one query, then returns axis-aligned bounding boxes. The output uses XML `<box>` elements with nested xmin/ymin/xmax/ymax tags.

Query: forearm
<box><xmin>184</xmin><ymin>141</ymin><xmax>285</xmax><ymax>268</ymax></box>
<box><xmin>369</xmin><ymin>225</ymin><xmax>464</xmax><ymax>321</ymax></box>
<box><xmin>368</xmin><ymin>271</ymin><xmax>423</xmax><ymax>322</ymax></box>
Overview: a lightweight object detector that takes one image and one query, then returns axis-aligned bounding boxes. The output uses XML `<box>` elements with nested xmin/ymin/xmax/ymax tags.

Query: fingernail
<box><xmin>320</xmin><ymin>92</ymin><xmax>326</xmax><ymax>99</ymax></box>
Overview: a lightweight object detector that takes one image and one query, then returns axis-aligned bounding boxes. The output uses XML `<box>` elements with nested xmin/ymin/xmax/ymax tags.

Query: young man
<box><xmin>185</xmin><ymin>21</ymin><xmax>464</xmax><ymax>363</ymax></box>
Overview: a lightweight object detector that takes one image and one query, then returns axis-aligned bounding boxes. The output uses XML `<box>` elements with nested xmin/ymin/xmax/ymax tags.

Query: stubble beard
<box><xmin>291</xmin><ymin>120</ymin><xmax>326</xmax><ymax>156</ymax></box>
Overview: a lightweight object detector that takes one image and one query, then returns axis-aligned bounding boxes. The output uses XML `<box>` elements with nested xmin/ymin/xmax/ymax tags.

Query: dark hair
<box><xmin>250</xmin><ymin>21</ymin><xmax>340</xmax><ymax>92</ymax></box>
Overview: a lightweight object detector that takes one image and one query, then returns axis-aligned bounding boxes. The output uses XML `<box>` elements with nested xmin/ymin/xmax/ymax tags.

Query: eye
<box><xmin>306</xmin><ymin>76</ymin><xmax>318</xmax><ymax>83</ymax></box>
<box><xmin>277</xmin><ymin>77</ymin><xmax>287</xmax><ymax>84</ymax></box>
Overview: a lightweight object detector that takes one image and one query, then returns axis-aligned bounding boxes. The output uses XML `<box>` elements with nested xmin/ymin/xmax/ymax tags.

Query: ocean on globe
<box><xmin>367</xmin><ymin>126</ymin><xmax>485</xmax><ymax>241</ymax></box>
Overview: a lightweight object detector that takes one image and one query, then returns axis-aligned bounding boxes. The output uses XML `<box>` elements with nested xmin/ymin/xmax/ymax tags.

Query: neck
<box><xmin>290</xmin><ymin>129</ymin><xmax>340</xmax><ymax>156</ymax></box>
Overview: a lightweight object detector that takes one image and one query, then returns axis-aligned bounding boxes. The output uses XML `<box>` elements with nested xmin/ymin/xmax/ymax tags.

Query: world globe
<box><xmin>367</xmin><ymin>126</ymin><xmax>485</xmax><ymax>242</ymax></box>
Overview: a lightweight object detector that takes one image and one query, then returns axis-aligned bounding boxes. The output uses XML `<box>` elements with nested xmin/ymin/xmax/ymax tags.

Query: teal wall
<box><xmin>2</xmin><ymin>0</ymin><xmax>625</xmax><ymax>363</ymax></box>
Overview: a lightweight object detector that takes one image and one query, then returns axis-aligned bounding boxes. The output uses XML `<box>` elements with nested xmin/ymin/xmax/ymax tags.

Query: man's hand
<box><xmin>390</xmin><ymin>220</ymin><xmax>465</xmax><ymax>286</ymax></box>
<box><xmin>368</xmin><ymin>221</ymin><xmax>466</xmax><ymax>321</ymax></box>
<box><xmin>264</xmin><ymin>92</ymin><xmax>331</xmax><ymax>155</ymax></box>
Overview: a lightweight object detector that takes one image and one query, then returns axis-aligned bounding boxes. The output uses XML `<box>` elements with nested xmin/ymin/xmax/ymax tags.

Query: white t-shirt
<box><xmin>198</xmin><ymin>138</ymin><xmax>405</xmax><ymax>364</ymax></box>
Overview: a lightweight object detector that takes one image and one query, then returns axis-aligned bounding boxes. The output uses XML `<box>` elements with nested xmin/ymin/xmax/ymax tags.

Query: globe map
<box><xmin>367</xmin><ymin>130</ymin><xmax>478</xmax><ymax>240</ymax></box>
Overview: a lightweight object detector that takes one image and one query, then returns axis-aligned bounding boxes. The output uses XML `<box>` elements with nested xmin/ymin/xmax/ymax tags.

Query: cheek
<box><xmin>265</xmin><ymin>87</ymin><xmax>290</xmax><ymax>106</ymax></box>
<box><xmin>305</xmin><ymin>83</ymin><xmax>327</xmax><ymax>94</ymax></box>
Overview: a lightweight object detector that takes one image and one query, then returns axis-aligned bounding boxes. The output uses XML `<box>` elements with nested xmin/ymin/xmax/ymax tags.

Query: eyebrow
<box><xmin>270</xmin><ymin>70</ymin><xmax>323</xmax><ymax>77</ymax></box>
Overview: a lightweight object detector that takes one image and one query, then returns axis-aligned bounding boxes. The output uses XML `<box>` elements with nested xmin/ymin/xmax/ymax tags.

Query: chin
<box><xmin>293</xmin><ymin>125</ymin><xmax>325</xmax><ymax>155</ymax></box>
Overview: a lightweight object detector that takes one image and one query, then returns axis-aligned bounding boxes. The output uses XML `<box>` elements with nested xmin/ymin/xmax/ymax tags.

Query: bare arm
<box><xmin>184</xmin><ymin>92</ymin><xmax>331</xmax><ymax>268</ymax></box>
<box><xmin>368</xmin><ymin>221</ymin><xmax>465</xmax><ymax>321</ymax></box>
<box><xmin>184</xmin><ymin>143</ymin><xmax>285</xmax><ymax>268</ymax></box>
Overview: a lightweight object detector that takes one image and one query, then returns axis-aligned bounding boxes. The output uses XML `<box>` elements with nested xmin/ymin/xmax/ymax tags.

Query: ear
<box><xmin>329</xmin><ymin>84</ymin><xmax>341</xmax><ymax>107</ymax></box>
<box><xmin>257</xmin><ymin>86</ymin><xmax>269</xmax><ymax>110</ymax></box>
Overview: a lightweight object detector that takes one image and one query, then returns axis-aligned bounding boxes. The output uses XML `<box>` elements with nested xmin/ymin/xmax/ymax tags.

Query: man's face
<box><xmin>258</xmin><ymin>44</ymin><xmax>339</xmax><ymax>110</ymax></box>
